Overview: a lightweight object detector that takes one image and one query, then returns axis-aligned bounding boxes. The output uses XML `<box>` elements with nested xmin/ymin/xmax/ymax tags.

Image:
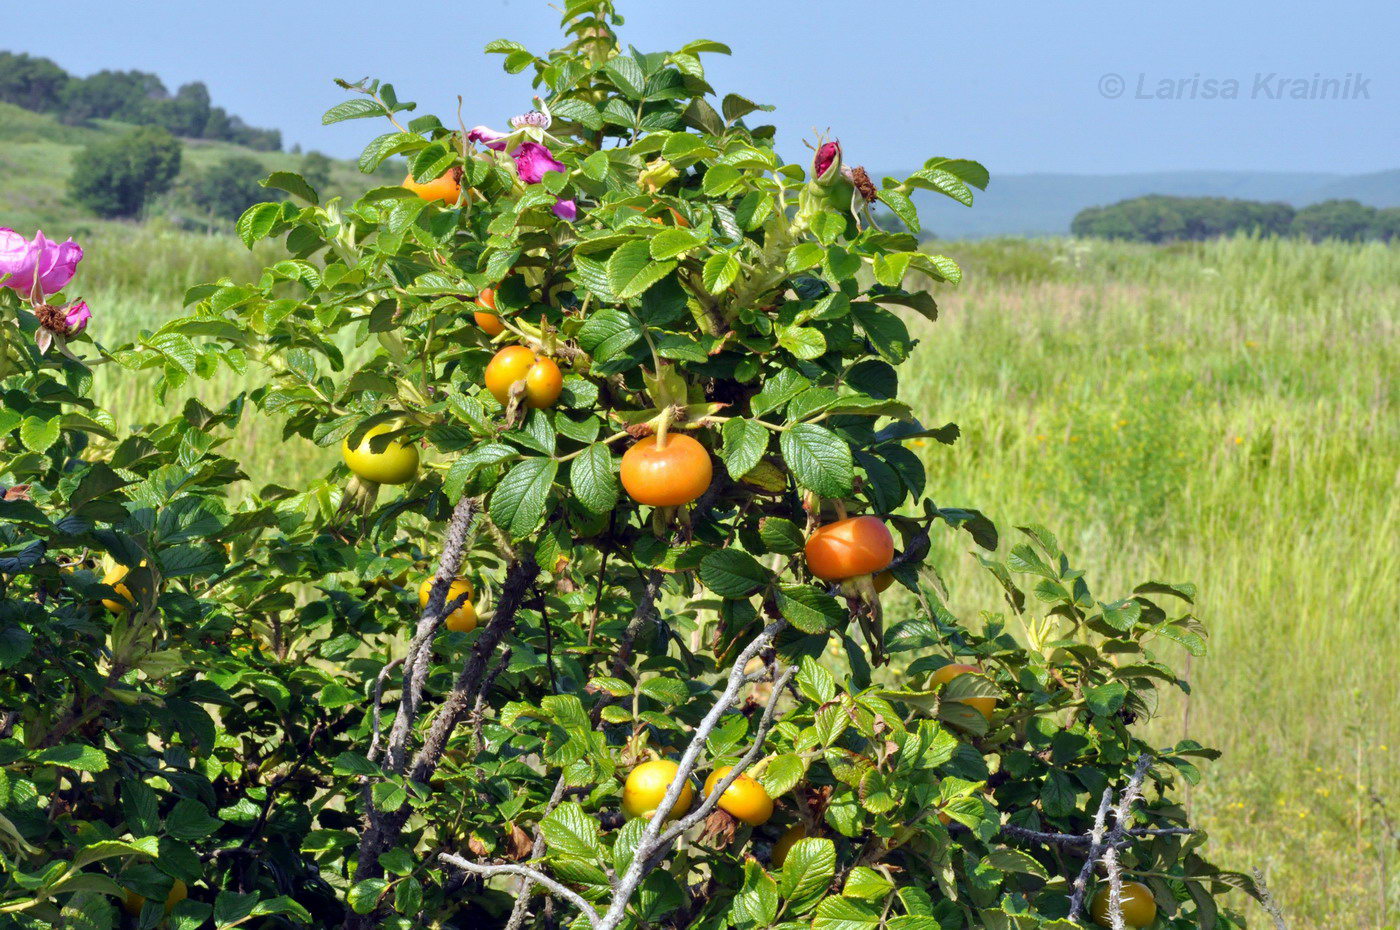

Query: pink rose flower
<box><xmin>0</xmin><ymin>228</ymin><xmax>83</xmax><ymax>296</ymax></box>
<box><xmin>64</xmin><ymin>300</ymin><xmax>91</xmax><ymax>335</ymax></box>
<box><xmin>510</xmin><ymin>141</ymin><xmax>567</xmax><ymax>185</ymax></box>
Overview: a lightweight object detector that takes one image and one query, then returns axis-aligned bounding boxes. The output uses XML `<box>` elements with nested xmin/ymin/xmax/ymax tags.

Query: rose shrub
<box><xmin>0</xmin><ymin>2</ymin><xmax>1274</xmax><ymax>928</ymax></box>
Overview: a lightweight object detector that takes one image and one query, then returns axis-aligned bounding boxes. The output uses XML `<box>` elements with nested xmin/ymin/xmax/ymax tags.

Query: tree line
<box><xmin>1072</xmin><ymin>194</ymin><xmax>1400</xmax><ymax>243</ymax></box>
<box><xmin>0</xmin><ymin>50</ymin><xmax>281</xmax><ymax>151</ymax></box>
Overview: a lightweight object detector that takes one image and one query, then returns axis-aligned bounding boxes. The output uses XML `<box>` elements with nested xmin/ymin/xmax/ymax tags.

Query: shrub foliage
<box><xmin>1</xmin><ymin>3</ymin><xmax>1270</xmax><ymax>928</ymax></box>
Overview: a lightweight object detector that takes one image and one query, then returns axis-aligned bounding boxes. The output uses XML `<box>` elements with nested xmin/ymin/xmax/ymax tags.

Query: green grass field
<box><xmin>22</xmin><ymin>226</ymin><xmax>1400</xmax><ymax>927</ymax></box>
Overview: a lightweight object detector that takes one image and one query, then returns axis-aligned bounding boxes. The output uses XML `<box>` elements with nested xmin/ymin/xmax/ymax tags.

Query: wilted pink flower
<box><xmin>813</xmin><ymin>140</ymin><xmax>842</xmax><ymax>184</ymax></box>
<box><xmin>0</xmin><ymin>228</ymin><xmax>83</xmax><ymax>296</ymax></box>
<box><xmin>467</xmin><ymin>125</ymin><xmax>510</xmax><ymax>151</ymax></box>
<box><xmin>64</xmin><ymin>300</ymin><xmax>91</xmax><ymax>335</ymax></box>
<box><xmin>552</xmin><ymin>199</ymin><xmax>578</xmax><ymax>221</ymax></box>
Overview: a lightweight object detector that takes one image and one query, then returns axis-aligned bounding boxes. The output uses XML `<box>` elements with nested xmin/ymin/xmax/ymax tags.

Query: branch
<box><xmin>383</xmin><ymin>496</ymin><xmax>479</xmax><ymax>774</ymax></box>
<box><xmin>1100</xmin><ymin>754</ymin><xmax>1153</xmax><ymax>930</ymax></box>
<box><xmin>1000</xmin><ymin>823</ymin><xmax>1195</xmax><ymax>847</ymax></box>
<box><xmin>1068</xmin><ymin>753</ymin><xmax>1153</xmax><ymax>921</ymax></box>
<box><xmin>1068</xmin><ymin>787</ymin><xmax>1116</xmax><ymax>918</ymax></box>
<box><xmin>366</xmin><ymin>657</ymin><xmax>404</xmax><ymax>764</ymax></box>
<box><xmin>1251</xmin><ymin>867</ymin><xmax>1289</xmax><ymax>930</ymax></box>
<box><xmin>439</xmin><ymin>854</ymin><xmax>601</xmax><ymax>928</ymax></box>
<box><xmin>596</xmin><ymin>619</ymin><xmax>788</xmax><ymax>930</ymax></box>
<box><xmin>344</xmin><ymin>554</ymin><xmax>539</xmax><ymax>930</ymax></box>
<box><xmin>446</xmin><ymin>618</ymin><xmax>792</xmax><ymax>930</ymax></box>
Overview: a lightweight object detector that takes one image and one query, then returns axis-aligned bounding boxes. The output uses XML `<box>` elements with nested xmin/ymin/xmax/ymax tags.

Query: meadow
<box><xmin>59</xmin><ymin>228</ymin><xmax>1400</xmax><ymax>927</ymax></box>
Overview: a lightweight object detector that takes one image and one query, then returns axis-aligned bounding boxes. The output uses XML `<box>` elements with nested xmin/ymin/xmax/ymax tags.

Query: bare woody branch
<box><xmin>439</xmin><ymin>854</ymin><xmax>601</xmax><ymax>928</ymax></box>
<box><xmin>383</xmin><ymin>495</ymin><xmax>479</xmax><ymax>774</ymax></box>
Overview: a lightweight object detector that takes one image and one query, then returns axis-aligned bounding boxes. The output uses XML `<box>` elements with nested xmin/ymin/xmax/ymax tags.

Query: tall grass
<box><xmin>53</xmin><ymin>227</ymin><xmax>1400</xmax><ymax>927</ymax></box>
<box><xmin>907</xmin><ymin>235</ymin><xmax>1398</xmax><ymax>928</ymax></box>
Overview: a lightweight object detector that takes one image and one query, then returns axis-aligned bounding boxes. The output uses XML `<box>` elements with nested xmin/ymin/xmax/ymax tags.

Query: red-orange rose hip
<box><xmin>804</xmin><ymin>516</ymin><xmax>894</xmax><ymax>581</ymax></box>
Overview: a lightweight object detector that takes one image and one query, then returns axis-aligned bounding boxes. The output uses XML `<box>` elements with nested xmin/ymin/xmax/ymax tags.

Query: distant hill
<box><xmin>0</xmin><ymin>102</ymin><xmax>376</xmax><ymax>233</ymax></box>
<box><xmin>909</xmin><ymin>170</ymin><xmax>1400</xmax><ymax>238</ymax></box>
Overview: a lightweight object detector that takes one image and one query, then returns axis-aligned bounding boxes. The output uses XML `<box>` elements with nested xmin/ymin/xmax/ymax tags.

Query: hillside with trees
<box><xmin>0</xmin><ymin>50</ymin><xmax>280</xmax><ymax>150</ymax></box>
<box><xmin>1071</xmin><ymin>194</ymin><xmax>1399</xmax><ymax>243</ymax></box>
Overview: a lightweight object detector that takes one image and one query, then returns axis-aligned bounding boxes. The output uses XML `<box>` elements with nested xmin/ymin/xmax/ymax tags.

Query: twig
<box><xmin>1251</xmin><ymin>868</ymin><xmax>1288</xmax><ymax>930</ymax></box>
<box><xmin>366</xmin><ymin>657</ymin><xmax>405</xmax><ymax>764</ymax></box>
<box><xmin>656</xmin><ymin>662</ymin><xmax>796</xmax><ymax>848</ymax></box>
<box><xmin>383</xmin><ymin>496</ymin><xmax>479</xmax><ymax>775</ymax></box>
<box><xmin>1069</xmin><ymin>788</ymin><xmax>1116</xmax><ymax>918</ymax></box>
<box><xmin>439</xmin><ymin>854</ymin><xmax>601</xmax><ymax>928</ymax></box>
<box><xmin>596</xmin><ymin>619</ymin><xmax>788</xmax><ymax>930</ymax></box>
<box><xmin>999</xmin><ymin>823</ymin><xmax>1195</xmax><ymax>847</ymax></box>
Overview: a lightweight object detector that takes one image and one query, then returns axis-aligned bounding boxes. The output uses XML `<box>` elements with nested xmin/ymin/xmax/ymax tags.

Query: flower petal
<box><xmin>552</xmin><ymin>198</ymin><xmax>578</xmax><ymax>221</ymax></box>
<box><xmin>468</xmin><ymin>125</ymin><xmax>510</xmax><ymax>151</ymax></box>
<box><xmin>511</xmin><ymin>141</ymin><xmax>566</xmax><ymax>185</ymax></box>
<box><xmin>38</xmin><ymin>238</ymin><xmax>83</xmax><ymax>294</ymax></box>
<box><xmin>0</xmin><ymin>228</ymin><xmax>38</xmax><ymax>292</ymax></box>
<box><xmin>814</xmin><ymin>140</ymin><xmax>842</xmax><ymax>183</ymax></box>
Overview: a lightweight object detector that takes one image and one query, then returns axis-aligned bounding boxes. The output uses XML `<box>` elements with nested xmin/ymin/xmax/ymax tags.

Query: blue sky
<box><xmin>8</xmin><ymin>0</ymin><xmax>1396</xmax><ymax>176</ymax></box>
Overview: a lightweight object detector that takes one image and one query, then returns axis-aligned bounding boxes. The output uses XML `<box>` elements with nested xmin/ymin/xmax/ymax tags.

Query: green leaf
<box><xmin>719</xmin><ymin>418</ymin><xmax>769</xmax><ymax>479</ymax></box>
<box><xmin>776</xmin><ymin>584</ymin><xmax>844</xmax><ymax>634</ymax></box>
<box><xmin>982</xmin><ymin>847</ymin><xmax>1049</xmax><ymax>879</ymax></box>
<box><xmin>570</xmin><ymin>443</ymin><xmax>619</xmax><ymax>514</ymax></box>
<box><xmin>736</xmin><ymin>191</ymin><xmax>775</xmax><ymax>230</ymax></box>
<box><xmin>649</xmin><ymin>228</ymin><xmax>704</xmax><ymax>260</ymax></box>
<box><xmin>876</xmin><ymin>189</ymin><xmax>919</xmax><ymax>233</ymax></box>
<box><xmin>577</xmin><ymin>308</ymin><xmax>643</xmax><ymax>361</ymax></box>
<box><xmin>758</xmin><ymin>517</ymin><xmax>805</xmax><ymax>554</ymax></box>
<box><xmin>812</xmin><ymin>894</ymin><xmax>882</xmax><ymax>930</ymax></box>
<box><xmin>702</xmin><ymin>252</ymin><xmax>740</xmax><ymax>294</ymax></box>
<box><xmin>779</xmin><ymin>423</ymin><xmax>854</xmax><ymax>497</ymax></box>
<box><xmin>18</xmin><ymin>416</ymin><xmax>60</xmax><ymax>454</ymax></box>
<box><xmin>34</xmin><ymin>743</ymin><xmax>108</xmax><ymax>772</ymax></box>
<box><xmin>842</xmin><ymin>866</ymin><xmax>894</xmax><ymax>901</ymax></box>
<box><xmin>322</xmin><ymin>98</ymin><xmax>388</xmax><ymax>124</ymax></box>
<box><xmin>777</xmin><ymin>324</ymin><xmax>827</xmax><ymax>360</ymax></box>
<box><xmin>906</xmin><ymin>167</ymin><xmax>974</xmax><ymax>206</ymax></box>
<box><xmin>700</xmin><ymin>549</ymin><xmax>771</xmax><ymax>597</ymax></box>
<box><xmin>851</xmin><ymin>302</ymin><xmax>912</xmax><ymax>364</ymax></box>
<box><xmin>1041</xmin><ymin>771</ymin><xmax>1078</xmax><ymax>819</ymax></box>
<box><xmin>540</xmin><ymin>802</ymin><xmax>600</xmax><ymax>859</ymax></box>
<box><xmin>162</xmin><ymin>799</ymin><xmax>222</xmax><ymax>841</ymax></box>
<box><xmin>358</xmin><ymin>130</ymin><xmax>424</xmax><ymax>173</ymax></box>
<box><xmin>71</xmin><ymin>837</ymin><xmax>159</xmax><ymax>871</ymax></box>
<box><xmin>372</xmin><ymin>781</ymin><xmax>407</xmax><ymax>812</ymax></box>
<box><xmin>235</xmin><ymin>202</ymin><xmax>281</xmax><ymax>248</ymax></box>
<box><xmin>347</xmin><ymin>879</ymin><xmax>387</xmax><ymax>915</ymax></box>
<box><xmin>489</xmin><ymin>458</ymin><xmax>559</xmax><ymax>538</ymax></box>
<box><xmin>608</xmin><ymin>240</ymin><xmax>677</xmax><ymax>300</ymax></box>
<box><xmin>721</xmin><ymin>92</ymin><xmax>773</xmax><ymax>123</ymax></box>
<box><xmin>732</xmin><ymin>859</ymin><xmax>779</xmax><ymax>928</ymax></box>
<box><xmin>778</xmin><ymin>837</ymin><xmax>835</xmax><ymax>914</ymax></box>
<box><xmin>331</xmin><ymin>752</ymin><xmax>380</xmax><ymax>777</ymax></box>
<box><xmin>1085</xmin><ymin>680</ymin><xmax>1129</xmax><ymax>717</ymax></box>
<box><xmin>758</xmin><ymin>753</ymin><xmax>807</xmax><ymax>797</ymax></box>
<box><xmin>260</xmin><ymin>171</ymin><xmax>318</xmax><ymax>204</ymax></box>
